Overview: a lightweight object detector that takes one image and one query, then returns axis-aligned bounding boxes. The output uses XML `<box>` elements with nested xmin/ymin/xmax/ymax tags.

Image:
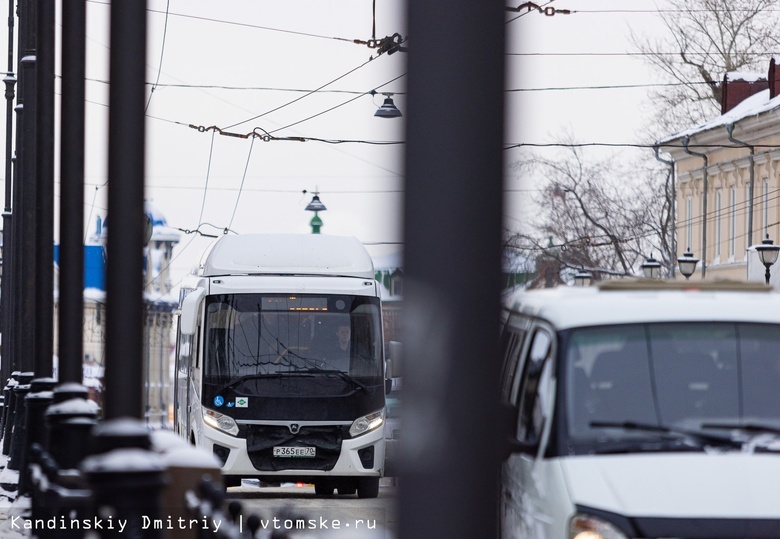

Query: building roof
<box><xmin>658</xmin><ymin>88</ymin><xmax>780</xmax><ymax>144</ymax></box>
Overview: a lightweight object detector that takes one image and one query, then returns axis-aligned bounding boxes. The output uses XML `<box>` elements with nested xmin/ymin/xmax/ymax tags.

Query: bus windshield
<box><xmin>565</xmin><ymin>322</ymin><xmax>780</xmax><ymax>450</ymax></box>
<box><xmin>203</xmin><ymin>294</ymin><xmax>384</xmax><ymax>391</ymax></box>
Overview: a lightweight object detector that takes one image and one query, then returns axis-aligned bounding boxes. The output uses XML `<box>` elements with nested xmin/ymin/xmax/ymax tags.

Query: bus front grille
<box><xmin>243</xmin><ymin>425</ymin><xmax>347</xmax><ymax>471</ymax></box>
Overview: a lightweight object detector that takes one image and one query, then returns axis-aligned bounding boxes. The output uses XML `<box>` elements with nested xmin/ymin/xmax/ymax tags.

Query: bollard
<box><xmin>2</xmin><ymin>371</ymin><xmax>22</xmax><ymax>456</ymax></box>
<box><xmin>17</xmin><ymin>377</ymin><xmax>57</xmax><ymax>495</ymax></box>
<box><xmin>45</xmin><ymin>397</ymin><xmax>100</xmax><ymax>470</ymax></box>
<box><xmin>0</xmin><ymin>371</ymin><xmax>20</xmax><ymax>437</ymax></box>
<box><xmin>160</xmin><ymin>445</ymin><xmax>222</xmax><ymax>539</ymax></box>
<box><xmin>52</xmin><ymin>382</ymin><xmax>90</xmax><ymax>404</ymax></box>
<box><xmin>82</xmin><ymin>418</ymin><xmax>167</xmax><ymax>539</ymax></box>
<box><xmin>7</xmin><ymin>371</ymin><xmax>35</xmax><ymax>471</ymax></box>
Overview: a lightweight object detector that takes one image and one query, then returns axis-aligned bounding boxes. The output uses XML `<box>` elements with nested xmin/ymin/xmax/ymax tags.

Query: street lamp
<box><xmin>755</xmin><ymin>234</ymin><xmax>780</xmax><ymax>285</ymax></box>
<box><xmin>373</xmin><ymin>92</ymin><xmax>403</xmax><ymax>118</ymax></box>
<box><xmin>641</xmin><ymin>254</ymin><xmax>662</xmax><ymax>279</ymax></box>
<box><xmin>677</xmin><ymin>248</ymin><xmax>699</xmax><ymax>280</ymax></box>
<box><xmin>573</xmin><ymin>269</ymin><xmax>592</xmax><ymax>287</ymax></box>
<box><xmin>304</xmin><ymin>191</ymin><xmax>327</xmax><ymax>234</ymax></box>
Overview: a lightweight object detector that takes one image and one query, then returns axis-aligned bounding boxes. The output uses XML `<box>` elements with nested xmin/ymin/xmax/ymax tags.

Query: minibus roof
<box><xmin>504</xmin><ymin>280</ymin><xmax>780</xmax><ymax>330</ymax></box>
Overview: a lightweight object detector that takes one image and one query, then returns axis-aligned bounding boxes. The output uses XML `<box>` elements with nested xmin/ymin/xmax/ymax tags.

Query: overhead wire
<box><xmin>145</xmin><ymin>0</ymin><xmax>170</xmax><ymax>113</ymax></box>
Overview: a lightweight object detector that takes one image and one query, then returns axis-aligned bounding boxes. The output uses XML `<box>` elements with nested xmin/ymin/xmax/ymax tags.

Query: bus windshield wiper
<box><xmin>590</xmin><ymin>420</ymin><xmax>742</xmax><ymax>449</ymax></box>
<box><xmin>296</xmin><ymin>367</ymin><xmax>368</xmax><ymax>391</ymax></box>
<box><xmin>218</xmin><ymin>373</ymin><xmax>289</xmax><ymax>392</ymax></box>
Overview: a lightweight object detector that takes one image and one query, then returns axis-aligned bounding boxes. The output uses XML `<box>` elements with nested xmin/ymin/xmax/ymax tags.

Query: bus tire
<box><xmin>224</xmin><ymin>476</ymin><xmax>242</xmax><ymax>488</ymax></box>
<box><xmin>314</xmin><ymin>479</ymin><xmax>335</xmax><ymax>496</ymax></box>
<box><xmin>357</xmin><ymin>477</ymin><xmax>379</xmax><ymax>499</ymax></box>
<box><xmin>337</xmin><ymin>478</ymin><xmax>357</xmax><ymax>496</ymax></box>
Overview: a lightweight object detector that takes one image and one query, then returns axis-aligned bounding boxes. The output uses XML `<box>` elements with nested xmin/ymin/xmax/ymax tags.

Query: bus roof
<box><xmin>197</xmin><ymin>233</ymin><xmax>375</xmax><ymax>279</ymax></box>
<box><xmin>504</xmin><ymin>280</ymin><xmax>780</xmax><ymax>330</ymax></box>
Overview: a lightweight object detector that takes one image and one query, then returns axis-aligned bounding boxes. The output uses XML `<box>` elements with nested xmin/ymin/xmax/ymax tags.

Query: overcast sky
<box><xmin>0</xmin><ymin>0</ymin><xmax>678</xmax><ymax>288</ymax></box>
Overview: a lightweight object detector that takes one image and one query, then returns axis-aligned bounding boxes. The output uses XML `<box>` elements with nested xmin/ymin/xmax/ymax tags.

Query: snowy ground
<box><xmin>0</xmin><ymin>454</ymin><xmax>29</xmax><ymax>538</ymax></box>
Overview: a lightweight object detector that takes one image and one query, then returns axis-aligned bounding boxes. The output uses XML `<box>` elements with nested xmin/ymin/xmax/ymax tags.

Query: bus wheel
<box><xmin>314</xmin><ymin>479</ymin><xmax>335</xmax><ymax>496</ymax></box>
<box><xmin>357</xmin><ymin>477</ymin><xmax>379</xmax><ymax>499</ymax></box>
<box><xmin>337</xmin><ymin>478</ymin><xmax>357</xmax><ymax>496</ymax></box>
<box><xmin>223</xmin><ymin>476</ymin><xmax>242</xmax><ymax>488</ymax></box>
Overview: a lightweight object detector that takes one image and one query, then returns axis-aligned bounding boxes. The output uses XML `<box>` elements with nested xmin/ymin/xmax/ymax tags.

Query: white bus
<box><xmin>174</xmin><ymin>234</ymin><xmax>388</xmax><ymax>498</ymax></box>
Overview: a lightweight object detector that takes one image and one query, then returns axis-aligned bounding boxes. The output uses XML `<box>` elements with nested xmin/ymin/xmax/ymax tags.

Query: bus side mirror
<box><xmin>180</xmin><ymin>288</ymin><xmax>206</xmax><ymax>335</ymax></box>
<box><xmin>387</xmin><ymin>341</ymin><xmax>403</xmax><ymax>376</ymax></box>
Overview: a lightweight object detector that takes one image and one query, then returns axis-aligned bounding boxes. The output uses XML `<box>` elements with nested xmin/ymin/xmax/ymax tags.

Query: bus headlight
<box><xmin>569</xmin><ymin>514</ymin><xmax>628</xmax><ymax>539</ymax></box>
<box><xmin>349</xmin><ymin>409</ymin><xmax>384</xmax><ymax>437</ymax></box>
<box><xmin>203</xmin><ymin>408</ymin><xmax>239</xmax><ymax>436</ymax></box>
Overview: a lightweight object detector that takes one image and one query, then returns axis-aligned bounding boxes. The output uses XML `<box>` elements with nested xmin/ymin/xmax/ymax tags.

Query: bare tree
<box><xmin>506</xmin><ymin>146</ymin><xmax>673</xmax><ymax>283</ymax></box>
<box><xmin>631</xmin><ymin>0</ymin><xmax>780</xmax><ymax>134</ymax></box>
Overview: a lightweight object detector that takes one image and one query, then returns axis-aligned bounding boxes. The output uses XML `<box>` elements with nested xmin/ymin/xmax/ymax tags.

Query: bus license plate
<box><xmin>273</xmin><ymin>446</ymin><xmax>316</xmax><ymax>458</ymax></box>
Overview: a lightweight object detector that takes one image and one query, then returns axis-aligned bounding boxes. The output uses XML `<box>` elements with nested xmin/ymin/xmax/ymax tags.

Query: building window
<box><xmin>729</xmin><ymin>186</ymin><xmax>736</xmax><ymax>257</ymax></box>
<box><xmin>686</xmin><ymin>196</ymin><xmax>693</xmax><ymax>251</ymax></box>
<box><xmin>763</xmin><ymin>179</ymin><xmax>769</xmax><ymax>235</ymax></box>
<box><xmin>715</xmin><ymin>189</ymin><xmax>722</xmax><ymax>257</ymax></box>
<box><xmin>746</xmin><ymin>185</ymin><xmax>751</xmax><ymax>241</ymax></box>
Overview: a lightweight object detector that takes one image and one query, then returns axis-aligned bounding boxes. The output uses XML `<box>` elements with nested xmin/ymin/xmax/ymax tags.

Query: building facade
<box><xmin>659</xmin><ymin>59</ymin><xmax>780</xmax><ymax>282</ymax></box>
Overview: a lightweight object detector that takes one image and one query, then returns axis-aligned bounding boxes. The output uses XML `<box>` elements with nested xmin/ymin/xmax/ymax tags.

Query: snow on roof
<box><xmin>725</xmin><ymin>71</ymin><xmax>765</xmax><ymax>83</ymax></box>
<box><xmin>659</xmin><ymin>88</ymin><xmax>780</xmax><ymax>143</ymax></box>
<box><xmin>199</xmin><ymin>233</ymin><xmax>375</xmax><ymax>279</ymax></box>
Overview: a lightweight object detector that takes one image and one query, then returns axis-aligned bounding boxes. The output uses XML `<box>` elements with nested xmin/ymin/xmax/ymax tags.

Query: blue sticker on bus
<box><xmin>213</xmin><ymin>395</ymin><xmax>224</xmax><ymax>407</ymax></box>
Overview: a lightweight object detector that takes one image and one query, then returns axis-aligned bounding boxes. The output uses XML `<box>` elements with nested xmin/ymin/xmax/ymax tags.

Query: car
<box><xmin>500</xmin><ymin>279</ymin><xmax>780</xmax><ymax>539</ymax></box>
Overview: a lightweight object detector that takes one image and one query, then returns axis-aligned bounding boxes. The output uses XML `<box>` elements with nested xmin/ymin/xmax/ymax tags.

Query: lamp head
<box><xmin>374</xmin><ymin>95</ymin><xmax>402</xmax><ymax>118</ymax></box>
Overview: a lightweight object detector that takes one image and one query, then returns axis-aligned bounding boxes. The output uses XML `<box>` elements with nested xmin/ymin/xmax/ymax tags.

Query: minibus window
<box><xmin>516</xmin><ymin>329</ymin><xmax>553</xmax><ymax>443</ymax></box>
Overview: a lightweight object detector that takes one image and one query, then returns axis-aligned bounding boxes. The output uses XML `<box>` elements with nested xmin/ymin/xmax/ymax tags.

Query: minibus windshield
<box><xmin>565</xmin><ymin>322</ymin><xmax>780</xmax><ymax>450</ymax></box>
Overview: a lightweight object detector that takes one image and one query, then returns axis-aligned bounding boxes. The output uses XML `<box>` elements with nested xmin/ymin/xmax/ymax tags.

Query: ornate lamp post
<box><xmin>305</xmin><ymin>192</ymin><xmax>326</xmax><ymax>234</ymax></box>
<box><xmin>677</xmin><ymin>249</ymin><xmax>699</xmax><ymax>280</ymax></box>
<box><xmin>755</xmin><ymin>234</ymin><xmax>780</xmax><ymax>285</ymax></box>
<box><xmin>573</xmin><ymin>269</ymin><xmax>592</xmax><ymax>287</ymax></box>
<box><xmin>641</xmin><ymin>255</ymin><xmax>662</xmax><ymax>279</ymax></box>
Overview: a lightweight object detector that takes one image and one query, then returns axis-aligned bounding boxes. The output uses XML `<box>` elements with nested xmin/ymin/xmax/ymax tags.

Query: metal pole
<box><xmin>15</xmin><ymin>0</ymin><xmax>36</xmax><ymax>378</ymax></box>
<box><xmin>400</xmin><ymin>1</ymin><xmax>504</xmax><ymax>538</ymax></box>
<box><xmin>104</xmin><ymin>0</ymin><xmax>147</xmax><ymax>419</ymax></box>
<box><xmin>58</xmin><ymin>0</ymin><xmax>86</xmax><ymax>384</ymax></box>
<box><xmin>1</xmin><ymin>0</ymin><xmax>16</xmax><ymax>387</ymax></box>
<box><xmin>34</xmin><ymin>0</ymin><xmax>53</xmax><ymax>378</ymax></box>
<box><xmin>726</xmin><ymin>124</ymin><xmax>755</xmax><ymax>247</ymax></box>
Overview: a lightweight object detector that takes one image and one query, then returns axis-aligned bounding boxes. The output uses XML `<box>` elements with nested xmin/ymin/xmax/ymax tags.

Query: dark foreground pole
<box><xmin>400</xmin><ymin>1</ymin><xmax>505</xmax><ymax>538</ymax></box>
<box><xmin>58</xmin><ymin>0</ymin><xmax>86</xmax><ymax>384</ymax></box>
<box><xmin>104</xmin><ymin>0</ymin><xmax>147</xmax><ymax>419</ymax></box>
<box><xmin>34</xmin><ymin>0</ymin><xmax>54</xmax><ymax>378</ymax></box>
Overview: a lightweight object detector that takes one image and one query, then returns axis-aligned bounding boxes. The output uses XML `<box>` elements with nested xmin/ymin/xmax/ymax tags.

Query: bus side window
<box><xmin>515</xmin><ymin>328</ymin><xmax>553</xmax><ymax>445</ymax></box>
<box><xmin>500</xmin><ymin>324</ymin><xmax>527</xmax><ymax>402</ymax></box>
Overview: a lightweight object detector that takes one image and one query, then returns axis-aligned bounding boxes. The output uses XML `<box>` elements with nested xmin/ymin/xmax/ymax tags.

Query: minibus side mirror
<box><xmin>499</xmin><ymin>401</ymin><xmax>539</xmax><ymax>460</ymax></box>
<box><xmin>179</xmin><ymin>288</ymin><xmax>206</xmax><ymax>335</ymax></box>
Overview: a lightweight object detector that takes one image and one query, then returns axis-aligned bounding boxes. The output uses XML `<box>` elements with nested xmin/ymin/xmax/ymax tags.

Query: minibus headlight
<box><xmin>203</xmin><ymin>408</ymin><xmax>239</xmax><ymax>436</ymax></box>
<box><xmin>569</xmin><ymin>513</ymin><xmax>628</xmax><ymax>539</ymax></box>
<box><xmin>350</xmin><ymin>409</ymin><xmax>384</xmax><ymax>437</ymax></box>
